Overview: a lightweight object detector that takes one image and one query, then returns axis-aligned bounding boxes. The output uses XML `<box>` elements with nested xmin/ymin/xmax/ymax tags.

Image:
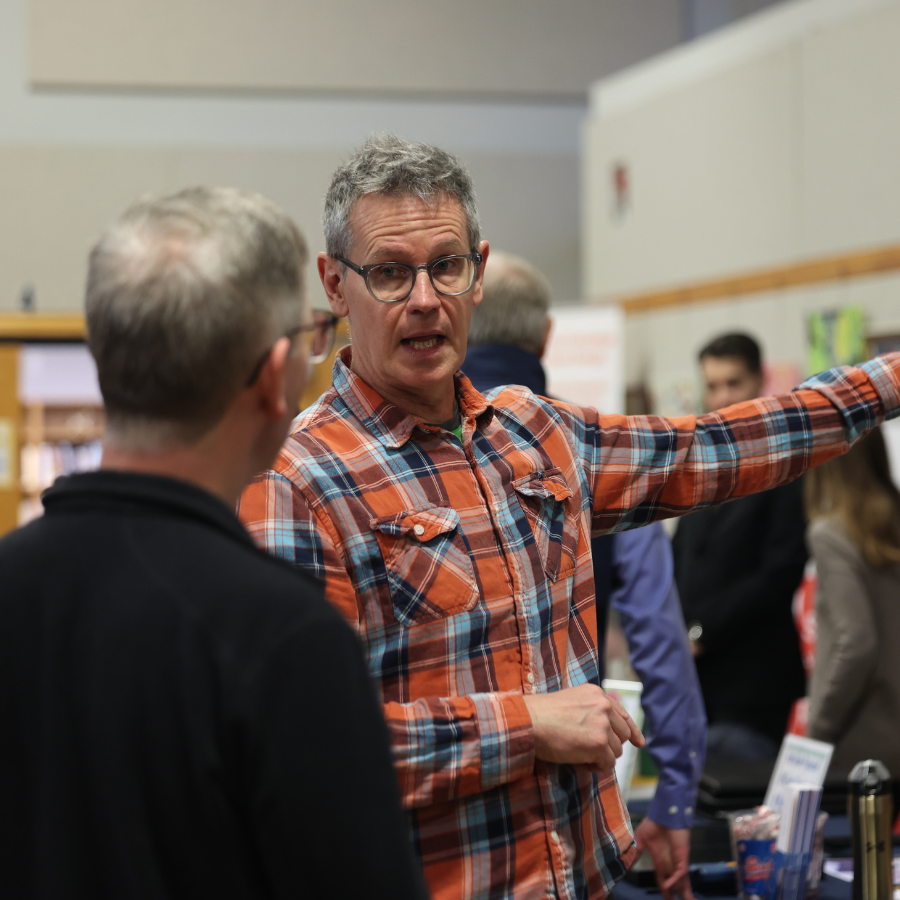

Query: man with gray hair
<box><xmin>465</xmin><ymin>251</ymin><xmax>705</xmax><ymax>900</ymax></box>
<box><xmin>0</xmin><ymin>186</ymin><xmax>425</xmax><ymax>899</ymax></box>
<box><xmin>240</xmin><ymin>133</ymin><xmax>900</xmax><ymax>900</ymax></box>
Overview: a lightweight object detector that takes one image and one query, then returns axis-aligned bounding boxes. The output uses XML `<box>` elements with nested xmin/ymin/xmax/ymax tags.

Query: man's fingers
<box><xmin>591</xmin><ymin>747</ymin><xmax>617</xmax><ymax>773</ymax></box>
<box><xmin>648</xmin><ymin>848</ymin><xmax>674</xmax><ymax>900</ymax></box>
<box><xmin>606</xmin><ymin>724</ymin><xmax>623</xmax><ymax>760</ymax></box>
<box><xmin>608</xmin><ymin>696</ymin><xmax>646</xmax><ymax>748</ymax></box>
<box><xmin>663</xmin><ymin>871</ymin><xmax>695</xmax><ymax>900</ymax></box>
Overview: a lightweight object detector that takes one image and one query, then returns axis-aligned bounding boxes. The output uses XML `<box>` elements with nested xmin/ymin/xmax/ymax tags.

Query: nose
<box><xmin>405</xmin><ymin>267</ymin><xmax>441</xmax><ymax>313</ymax></box>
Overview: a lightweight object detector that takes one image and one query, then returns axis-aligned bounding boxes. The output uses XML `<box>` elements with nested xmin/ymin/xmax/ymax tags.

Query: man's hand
<box><xmin>522</xmin><ymin>684</ymin><xmax>645</xmax><ymax>771</ymax></box>
<box><xmin>634</xmin><ymin>818</ymin><xmax>694</xmax><ymax>900</ymax></box>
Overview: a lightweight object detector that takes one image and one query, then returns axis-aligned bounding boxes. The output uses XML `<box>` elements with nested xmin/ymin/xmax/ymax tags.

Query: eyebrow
<box><xmin>368</xmin><ymin>239</ymin><xmax>466</xmax><ymax>261</ymax></box>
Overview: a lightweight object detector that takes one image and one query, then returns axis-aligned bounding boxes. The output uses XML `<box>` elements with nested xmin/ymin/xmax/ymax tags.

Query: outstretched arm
<box><xmin>570</xmin><ymin>355</ymin><xmax>900</xmax><ymax>534</ymax></box>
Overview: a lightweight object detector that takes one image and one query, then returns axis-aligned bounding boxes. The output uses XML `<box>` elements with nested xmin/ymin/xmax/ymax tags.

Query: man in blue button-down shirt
<box><xmin>608</xmin><ymin>527</ymin><xmax>707</xmax><ymax>899</ymax></box>
<box><xmin>464</xmin><ymin>250</ymin><xmax>707</xmax><ymax>900</ymax></box>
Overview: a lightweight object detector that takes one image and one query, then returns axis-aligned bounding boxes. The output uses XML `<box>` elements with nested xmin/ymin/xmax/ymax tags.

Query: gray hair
<box><xmin>86</xmin><ymin>186</ymin><xmax>308</xmax><ymax>448</ymax></box>
<box><xmin>323</xmin><ymin>133</ymin><xmax>481</xmax><ymax>260</ymax></box>
<box><xmin>468</xmin><ymin>251</ymin><xmax>551</xmax><ymax>356</ymax></box>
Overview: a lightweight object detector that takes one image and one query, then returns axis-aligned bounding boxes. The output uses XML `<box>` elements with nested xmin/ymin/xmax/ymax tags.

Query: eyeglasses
<box><xmin>336</xmin><ymin>252</ymin><xmax>483</xmax><ymax>304</ymax></box>
<box><xmin>245</xmin><ymin>311</ymin><xmax>340</xmax><ymax>387</ymax></box>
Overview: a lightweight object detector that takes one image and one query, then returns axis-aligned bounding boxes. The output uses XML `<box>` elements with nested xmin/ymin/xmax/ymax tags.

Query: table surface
<box><xmin>612</xmin><ymin>873</ymin><xmax>852</xmax><ymax>900</ymax></box>
<box><xmin>616</xmin><ymin>801</ymin><xmax>855</xmax><ymax>900</ymax></box>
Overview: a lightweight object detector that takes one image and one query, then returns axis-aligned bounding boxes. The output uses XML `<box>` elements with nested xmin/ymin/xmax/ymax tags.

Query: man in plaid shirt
<box><xmin>240</xmin><ymin>134</ymin><xmax>900</xmax><ymax>900</ymax></box>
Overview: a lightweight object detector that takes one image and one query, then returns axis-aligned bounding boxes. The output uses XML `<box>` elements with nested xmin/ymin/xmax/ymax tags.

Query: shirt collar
<box><xmin>331</xmin><ymin>347</ymin><xmax>493</xmax><ymax>449</ymax></box>
<box><xmin>462</xmin><ymin>344</ymin><xmax>547</xmax><ymax>397</ymax></box>
<box><xmin>41</xmin><ymin>469</ymin><xmax>254</xmax><ymax>547</ymax></box>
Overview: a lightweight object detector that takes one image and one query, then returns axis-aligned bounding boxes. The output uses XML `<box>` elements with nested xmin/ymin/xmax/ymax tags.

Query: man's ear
<box><xmin>538</xmin><ymin>316</ymin><xmax>552</xmax><ymax>360</ymax></box>
<box><xmin>470</xmin><ymin>240</ymin><xmax>490</xmax><ymax>308</ymax></box>
<box><xmin>252</xmin><ymin>336</ymin><xmax>293</xmax><ymax>421</ymax></box>
<box><xmin>318</xmin><ymin>253</ymin><xmax>349</xmax><ymax>318</ymax></box>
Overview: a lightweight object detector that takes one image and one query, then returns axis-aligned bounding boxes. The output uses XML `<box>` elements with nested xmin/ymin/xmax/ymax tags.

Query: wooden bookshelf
<box><xmin>0</xmin><ymin>312</ymin><xmax>86</xmax><ymax>340</ymax></box>
<box><xmin>0</xmin><ymin>314</ymin><xmax>95</xmax><ymax>537</ymax></box>
<box><xmin>0</xmin><ymin>346</ymin><xmax>19</xmax><ymax>535</ymax></box>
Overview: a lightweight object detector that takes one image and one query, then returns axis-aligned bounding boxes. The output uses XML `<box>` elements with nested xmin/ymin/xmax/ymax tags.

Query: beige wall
<box><xmin>0</xmin><ymin>143</ymin><xmax>581</xmax><ymax>312</ymax></box>
<box><xmin>585</xmin><ymin>0</ymin><xmax>900</xmax><ymax>299</ymax></box>
<box><xmin>800</xmin><ymin>1</ymin><xmax>900</xmax><ymax>257</ymax></box>
<box><xmin>0</xmin><ymin>145</ymin><xmax>339</xmax><ymax>312</ymax></box>
<box><xmin>583</xmin><ymin>0</ymin><xmax>900</xmax><ymax>404</ymax></box>
<box><xmin>29</xmin><ymin>0</ymin><xmax>681</xmax><ymax>99</ymax></box>
<box><xmin>0</xmin><ymin>0</ymin><xmax>622</xmax><ymax>312</ymax></box>
<box><xmin>584</xmin><ymin>43</ymin><xmax>799</xmax><ymax>298</ymax></box>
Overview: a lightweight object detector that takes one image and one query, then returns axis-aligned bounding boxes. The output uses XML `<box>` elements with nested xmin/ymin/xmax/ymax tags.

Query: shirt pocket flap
<box><xmin>369</xmin><ymin>505</ymin><xmax>476</xmax><ymax>627</ymax></box>
<box><xmin>512</xmin><ymin>468</ymin><xmax>578</xmax><ymax>582</ymax></box>
<box><xmin>370</xmin><ymin>506</ymin><xmax>461</xmax><ymax>543</ymax></box>
<box><xmin>513</xmin><ymin>468</ymin><xmax>573</xmax><ymax>504</ymax></box>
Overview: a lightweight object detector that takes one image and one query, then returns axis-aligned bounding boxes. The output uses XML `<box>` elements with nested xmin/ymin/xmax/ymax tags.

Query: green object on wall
<box><xmin>806</xmin><ymin>306</ymin><xmax>867</xmax><ymax>375</ymax></box>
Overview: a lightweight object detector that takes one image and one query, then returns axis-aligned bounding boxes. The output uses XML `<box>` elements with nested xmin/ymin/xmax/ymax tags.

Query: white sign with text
<box><xmin>543</xmin><ymin>306</ymin><xmax>624</xmax><ymax>414</ymax></box>
<box><xmin>763</xmin><ymin>734</ymin><xmax>834</xmax><ymax>820</ymax></box>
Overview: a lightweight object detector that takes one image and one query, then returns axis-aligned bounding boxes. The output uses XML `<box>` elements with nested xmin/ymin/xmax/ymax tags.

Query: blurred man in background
<box><xmin>673</xmin><ymin>333</ymin><xmax>807</xmax><ymax>760</ymax></box>
<box><xmin>465</xmin><ymin>250</ymin><xmax>706</xmax><ymax>900</ymax></box>
<box><xmin>0</xmin><ymin>187</ymin><xmax>425</xmax><ymax>899</ymax></box>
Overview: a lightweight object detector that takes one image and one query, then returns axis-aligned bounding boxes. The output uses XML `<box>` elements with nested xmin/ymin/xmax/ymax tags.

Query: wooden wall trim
<box><xmin>613</xmin><ymin>243</ymin><xmax>900</xmax><ymax>315</ymax></box>
<box><xmin>0</xmin><ymin>314</ymin><xmax>86</xmax><ymax>340</ymax></box>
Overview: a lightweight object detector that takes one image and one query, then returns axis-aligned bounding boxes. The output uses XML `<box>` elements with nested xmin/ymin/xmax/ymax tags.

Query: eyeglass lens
<box><xmin>368</xmin><ymin>256</ymin><xmax>476</xmax><ymax>302</ymax></box>
<box><xmin>306</xmin><ymin>313</ymin><xmax>337</xmax><ymax>364</ymax></box>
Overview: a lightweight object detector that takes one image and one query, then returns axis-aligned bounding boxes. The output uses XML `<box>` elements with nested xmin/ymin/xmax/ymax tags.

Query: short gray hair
<box><xmin>468</xmin><ymin>251</ymin><xmax>551</xmax><ymax>356</ymax></box>
<box><xmin>86</xmin><ymin>186</ymin><xmax>308</xmax><ymax>447</ymax></box>
<box><xmin>323</xmin><ymin>133</ymin><xmax>481</xmax><ymax>260</ymax></box>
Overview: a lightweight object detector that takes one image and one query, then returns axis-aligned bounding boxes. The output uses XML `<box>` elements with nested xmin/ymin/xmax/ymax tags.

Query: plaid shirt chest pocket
<box><xmin>513</xmin><ymin>468</ymin><xmax>579</xmax><ymax>582</ymax></box>
<box><xmin>369</xmin><ymin>506</ymin><xmax>479</xmax><ymax>627</ymax></box>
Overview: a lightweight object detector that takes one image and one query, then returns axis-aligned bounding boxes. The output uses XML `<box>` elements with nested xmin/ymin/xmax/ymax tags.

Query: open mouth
<box><xmin>402</xmin><ymin>335</ymin><xmax>444</xmax><ymax>351</ymax></box>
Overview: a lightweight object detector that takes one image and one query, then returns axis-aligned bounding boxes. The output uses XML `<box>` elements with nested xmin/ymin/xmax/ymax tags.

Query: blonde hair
<box><xmin>805</xmin><ymin>427</ymin><xmax>900</xmax><ymax>567</ymax></box>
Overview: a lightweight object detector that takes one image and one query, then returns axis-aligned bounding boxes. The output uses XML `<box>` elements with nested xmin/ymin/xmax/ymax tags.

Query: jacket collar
<box><xmin>331</xmin><ymin>347</ymin><xmax>493</xmax><ymax>449</ymax></box>
<box><xmin>41</xmin><ymin>469</ymin><xmax>253</xmax><ymax>547</ymax></box>
<box><xmin>462</xmin><ymin>344</ymin><xmax>547</xmax><ymax>396</ymax></box>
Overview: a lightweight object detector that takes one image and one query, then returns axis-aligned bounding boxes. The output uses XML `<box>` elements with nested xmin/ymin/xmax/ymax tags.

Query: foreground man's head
<box><xmin>317</xmin><ymin>133</ymin><xmax>490</xmax><ymax>422</ymax></box>
<box><xmin>86</xmin><ymin>186</ymin><xmax>314</xmax><ymax>499</ymax></box>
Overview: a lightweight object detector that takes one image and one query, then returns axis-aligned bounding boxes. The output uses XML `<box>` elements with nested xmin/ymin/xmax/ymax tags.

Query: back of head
<box><xmin>323</xmin><ymin>132</ymin><xmax>481</xmax><ymax>259</ymax></box>
<box><xmin>805</xmin><ymin>426</ymin><xmax>900</xmax><ymax>567</ymax></box>
<box><xmin>698</xmin><ymin>332</ymin><xmax>762</xmax><ymax>374</ymax></box>
<box><xmin>468</xmin><ymin>251</ymin><xmax>551</xmax><ymax>357</ymax></box>
<box><xmin>86</xmin><ymin>186</ymin><xmax>308</xmax><ymax>450</ymax></box>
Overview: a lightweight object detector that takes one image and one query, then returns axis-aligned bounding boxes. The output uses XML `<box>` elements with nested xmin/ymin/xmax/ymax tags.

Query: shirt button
<box><xmin>550</xmin><ymin>830</ymin><xmax>560</xmax><ymax>843</ymax></box>
<box><xmin>413</xmin><ymin>524</ymin><xmax>425</xmax><ymax>536</ymax></box>
<box><xmin>527</xmin><ymin>672</ymin><xmax>535</xmax><ymax>684</ymax></box>
<box><xmin>689</xmin><ymin>751</ymin><xmax>697</xmax><ymax>759</ymax></box>
<box><xmin>669</xmin><ymin>806</ymin><xmax>679</xmax><ymax>816</ymax></box>
<box><xmin>685</xmin><ymin>807</ymin><xmax>693</xmax><ymax>816</ymax></box>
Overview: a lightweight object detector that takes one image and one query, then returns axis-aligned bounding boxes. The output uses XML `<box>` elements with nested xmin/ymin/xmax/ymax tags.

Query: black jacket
<box><xmin>0</xmin><ymin>471</ymin><xmax>425</xmax><ymax>900</ymax></box>
<box><xmin>672</xmin><ymin>480</ymin><xmax>807</xmax><ymax>743</ymax></box>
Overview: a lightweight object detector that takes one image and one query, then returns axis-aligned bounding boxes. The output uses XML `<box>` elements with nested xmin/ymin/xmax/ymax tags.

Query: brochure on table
<box><xmin>763</xmin><ymin>734</ymin><xmax>834</xmax><ymax>821</ymax></box>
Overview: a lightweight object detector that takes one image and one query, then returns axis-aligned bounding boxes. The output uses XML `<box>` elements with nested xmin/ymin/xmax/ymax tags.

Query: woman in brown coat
<box><xmin>805</xmin><ymin>426</ymin><xmax>900</xmax><ymax>782</ymax></box>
